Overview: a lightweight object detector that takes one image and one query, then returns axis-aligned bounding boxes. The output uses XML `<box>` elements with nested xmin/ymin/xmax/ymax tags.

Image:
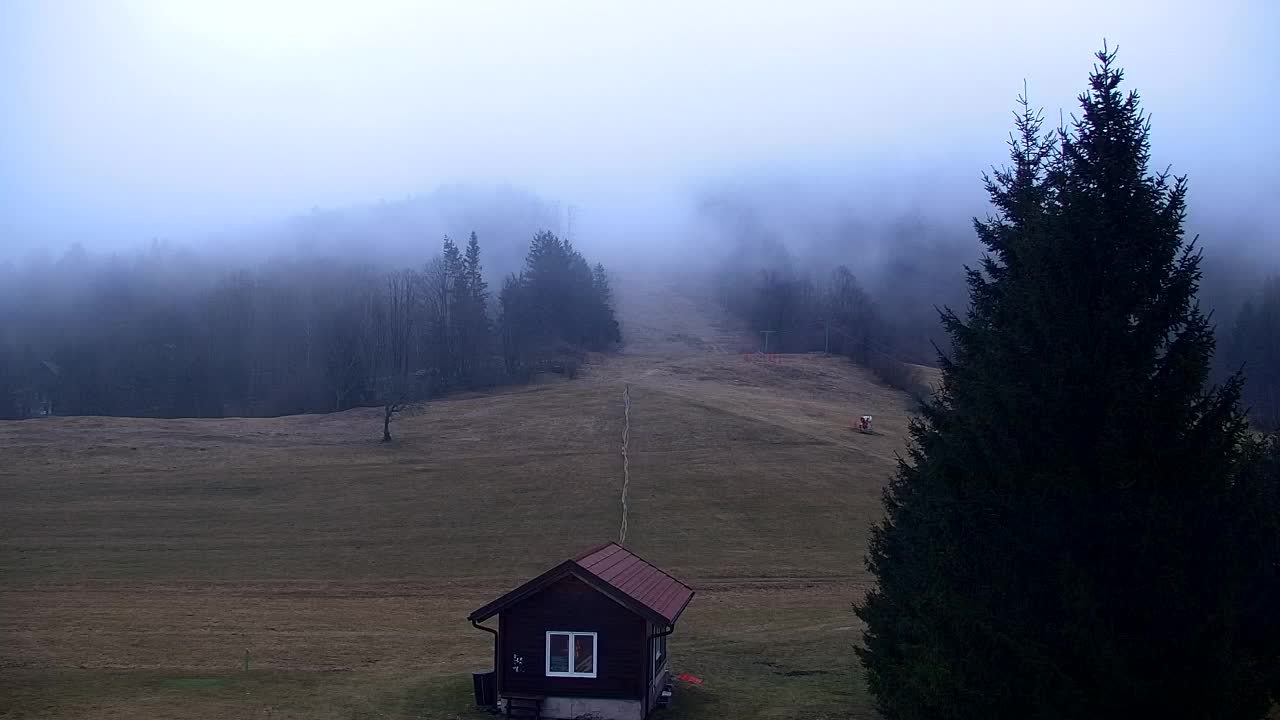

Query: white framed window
<box><xmin>546</xmin><ymin>631</ymin><xmax>597</xmax><ymax>678</ymax></box>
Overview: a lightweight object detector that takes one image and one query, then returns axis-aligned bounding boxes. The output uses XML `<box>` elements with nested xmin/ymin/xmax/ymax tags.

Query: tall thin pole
<box><xmin>760</xmin><ymin>330</ymin><xmax>775</xmax><ymax>355</ymax></box>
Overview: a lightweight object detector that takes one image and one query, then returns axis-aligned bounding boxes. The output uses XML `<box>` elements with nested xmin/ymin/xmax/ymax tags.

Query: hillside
<box><xmin>0</xmin><ymin>272</ymin><xmax>928</xmax><ymax>720</ymax></box>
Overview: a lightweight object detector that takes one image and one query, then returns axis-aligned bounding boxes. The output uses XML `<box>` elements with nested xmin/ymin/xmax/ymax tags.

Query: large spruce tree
<box><xmin>856</xmin><ymin>48</ymin><xmax>1280</xmax><ymax>719</ymax></box>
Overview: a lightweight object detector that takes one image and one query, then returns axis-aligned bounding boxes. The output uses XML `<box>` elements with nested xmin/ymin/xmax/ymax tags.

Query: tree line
<box><xmin>715</xmin><ymin>223</ymin><xmax>1280</xmax><ymax>430</ymax></box>
<box><xmin>0</xmin><ymin>231</ymin><xmax>619</xmax><ymax>424</ymax></box>
<box><xmin>716</xmin><ymin>263</ymin><xmax>931</xmax><ymax>399</ymax></box>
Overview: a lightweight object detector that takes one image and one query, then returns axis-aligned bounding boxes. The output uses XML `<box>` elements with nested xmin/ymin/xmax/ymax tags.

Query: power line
<box><xmin>811</xmin><ymin>318</ymin><xmax>920</xmax><ymax>366</ymax></box>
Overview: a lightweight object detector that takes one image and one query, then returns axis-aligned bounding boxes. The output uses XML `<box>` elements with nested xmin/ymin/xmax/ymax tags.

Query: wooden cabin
<box><xmin>468</xmin><ymin>543</ymin><xmax>695</xmax><ymax>720</ymax></box>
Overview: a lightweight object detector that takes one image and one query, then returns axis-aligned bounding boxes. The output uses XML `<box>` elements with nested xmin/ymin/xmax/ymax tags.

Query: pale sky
<box><xmin>2</xmin><ymin>0</ymin><xmax>1277</xmax><ymax>254</ymax></box>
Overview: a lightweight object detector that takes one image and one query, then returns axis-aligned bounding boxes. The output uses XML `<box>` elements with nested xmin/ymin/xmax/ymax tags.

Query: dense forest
<box><xmin>716</xmin><ymin>262</ymin><xmax>931</xmax><ymax>399</ymax></box>
<box><xmin>705</xmin><ymin>203</ymin><xmax>1280</xmax><ymax>427</ymax></box>
<box><xmin>4</xmin><ymin>218</ymin><xmax>1275</xmax><ymax>430</ymax></box>
<box><xmin>0</xmin><ymin>231</ymin><xmax>618</xmax><ymax>421</ymax></box>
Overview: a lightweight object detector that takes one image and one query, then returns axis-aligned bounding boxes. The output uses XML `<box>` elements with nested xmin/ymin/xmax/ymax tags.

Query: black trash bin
<box><xmin>472</xmin><ymin>670</ymin><xmax>497</xmax><ymax>708</ymax></box>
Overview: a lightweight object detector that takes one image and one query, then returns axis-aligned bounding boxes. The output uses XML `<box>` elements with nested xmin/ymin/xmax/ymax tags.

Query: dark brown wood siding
<box><xmin>498</xmin><ymin>575</ymin><xmax>646</xmax><ymax>700</ymax></box>
<box><xmin>644</xmin><ymin>620</ymin><xmax>670</xmax><ymax>713</ymax></box>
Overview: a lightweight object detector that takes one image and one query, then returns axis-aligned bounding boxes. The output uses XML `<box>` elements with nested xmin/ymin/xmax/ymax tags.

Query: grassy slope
<box><xmin>0</xmin><ymin>275</ymin><xmax>919</xmax><ymax>719</ymax></box>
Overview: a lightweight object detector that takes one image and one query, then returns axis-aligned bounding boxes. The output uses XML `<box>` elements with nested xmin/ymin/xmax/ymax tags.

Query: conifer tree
<box><xmin>498</xmin><ymin>273</ymin><xmax>530</xmax><ymax>377</ymax></box>
<box><xmin>856</xmin><ymin>47</ymin><xmax>1280</xmax><ymax>720</ymax></box>
<box><xmin>464</xmin><ymin>231</ymin><xmax>488</xmax><ymax>312</ymax></box>
<box><xmin>592</xmin><ymin>262</ymin><xmax>621</xmax><ymax>346</ymax></box>
<box><xmin>458</xmin><ymin>232</ymin><xmax>491</xmax><ymax>384</ymax></box>
<box><xmin>499</xmin><ymin>231</ymin><xmax>621</xmax><ymax>370</ymax></box>
<box><xmin>438</xmin><ymin>236</ymin><xmax>464</xmax><ymax>376</ymax></box>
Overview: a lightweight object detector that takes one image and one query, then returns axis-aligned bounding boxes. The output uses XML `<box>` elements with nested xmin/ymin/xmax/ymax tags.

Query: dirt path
<box><xmin>582</xmin><ymin>270</ymin><xmax>917</xmax><ymax>460</ymax></box>
<box><xmin>612</xmin><ymin>271</ymin><xmax>747</xmax><ymax>358</ymax></box>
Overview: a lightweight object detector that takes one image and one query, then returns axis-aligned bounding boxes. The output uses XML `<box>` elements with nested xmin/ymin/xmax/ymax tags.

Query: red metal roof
<box><xmin>575</xmin><ymin>543</ymin><xmax>694</xmax><ymax>625</ymax></box>
<box><xmin>468</xmin><ymin>542</ymin><xmax>695</xmax><ymax>625</ymax></box>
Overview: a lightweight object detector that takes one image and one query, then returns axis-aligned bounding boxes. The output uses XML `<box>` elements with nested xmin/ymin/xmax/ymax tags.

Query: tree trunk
<box><xmin>382</xmin><ymin>405</ymin><xmax>392</xmax><ymax>442</ymax></box>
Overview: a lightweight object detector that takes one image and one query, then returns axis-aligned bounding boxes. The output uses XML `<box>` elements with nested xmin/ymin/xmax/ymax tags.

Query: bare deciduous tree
<box><xmin>372</xmin><ymin>269</ymin><xmax>423</xmax><ymax>442</ymax></box>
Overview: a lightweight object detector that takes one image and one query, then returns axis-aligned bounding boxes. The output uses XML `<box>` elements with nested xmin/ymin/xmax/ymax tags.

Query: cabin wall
<box><xmin>647</xmin><ymin>658</ymin><xmax>669</xmax><ymax>711</ymax></box>
<box><xmin>498</xmin><ymin>575</ymin><xmax>646</xmax><ymax>701</ymax></box>
<box><xmin>644</xmin><ymin>620</ymin><xmax>670</xmax><ymax>714</ymax></box>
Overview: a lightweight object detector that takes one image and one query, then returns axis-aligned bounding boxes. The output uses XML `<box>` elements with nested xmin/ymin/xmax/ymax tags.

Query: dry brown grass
<box><xmin>0</xmin><ymin>273</ymin><xmax>909</xmax><ymax>719</ymax></box>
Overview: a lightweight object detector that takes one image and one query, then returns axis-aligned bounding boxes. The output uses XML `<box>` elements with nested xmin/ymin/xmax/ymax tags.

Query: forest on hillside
<box><xmin>698</xmin><ymin>195</ymin><xmax>1280</xmax><ymax>429</ymax></box>
<box><xmin>0</xmin><ymin>231</ymin><xmax>618</xmax><ymax>420</ymax></box>
<box><xmin>3</xmin><ymin>214</ymin><xmax>1276</xmax><ymax>430</ymax></box>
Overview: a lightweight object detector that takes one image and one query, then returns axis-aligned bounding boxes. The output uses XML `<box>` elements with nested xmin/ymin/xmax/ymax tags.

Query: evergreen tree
<box><xmin>441</xmin><ymin>235</ymin><xmax>467</xmax><ymax>378</ymax></box>
<box><xmin>459</xmin><ymin>232</ymin><xmax>492</xmax><ymax>385</ymax></box>
<box><xmin>563</xmin><ymin>240</ymin><xmax>594</xmax><ymax>346</ymax></box>
<box><xmin>591</xmin><ymin>262</ymin><xmax>621</xmax><ymax>346</ymax></box>
<box><xmin>464</xmin><ymin>231</ymin><xmax>488</xmax><ymax>311</ymax></box>
<box><xmin>856</xmin><ymin>48</ymin><xmax>1280</xmax><ymax>720</ymax></box>
<box><xmin>442</xmin><ymin>235</ymin><xmax>463</xmax><ymax>278</ymax></box>
<box><xmin>499</xmin><ymin>231</ymin><xmax>621</xmax><ymax>371</ymax></box>
<box><xmin>498</xmin><ymin>273</ymin><xmax>531</xmax><ymax>377</ymax></box>
<box><xmin>523</xmin><ymin>230</ymin><xmax>569</xmax><ymax>345</ymax></box>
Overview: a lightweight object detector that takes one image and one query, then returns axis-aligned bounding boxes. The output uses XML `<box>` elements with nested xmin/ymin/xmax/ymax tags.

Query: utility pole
<box><xmin>823</xmin><ymin>320</ymin><xmax>830</xmax><ymax>354</ymax></box>
<box><xmin>760</xmin><ymin>330</ymin><xmax>775</xmax><ymax>355</ymax></box>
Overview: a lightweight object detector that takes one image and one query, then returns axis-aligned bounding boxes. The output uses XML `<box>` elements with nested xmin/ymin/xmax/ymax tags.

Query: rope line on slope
<box><xmin>619</xmin><ymin>383</ymin><xmax>631</xmax><ymax>545</ymax></box>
